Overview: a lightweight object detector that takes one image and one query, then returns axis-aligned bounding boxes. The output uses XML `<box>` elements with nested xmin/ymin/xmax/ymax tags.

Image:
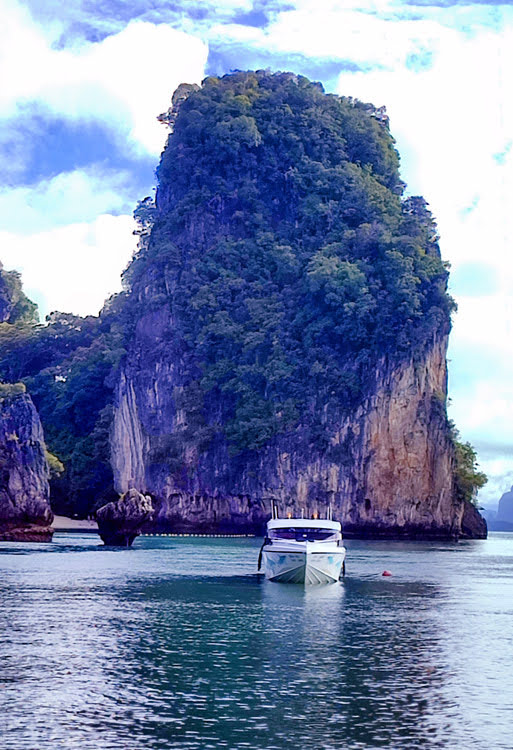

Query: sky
<box><xmin>1</xmin><ymin>0</ymin><xmax>512</xmax><ymax>507</ymax></box>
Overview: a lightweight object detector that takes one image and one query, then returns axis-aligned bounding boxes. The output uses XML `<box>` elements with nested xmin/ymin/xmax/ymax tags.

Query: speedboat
<box><xmin>258</xmin><ymin>510</ymin><xmax>346</xmax><ymax>585</ymax></box>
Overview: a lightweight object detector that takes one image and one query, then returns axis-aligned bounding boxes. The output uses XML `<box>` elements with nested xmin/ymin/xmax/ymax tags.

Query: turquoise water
<box><xmin>1</xmin><ymin>533</ymin><xmax>512</xmax><ymax>749</ymax></box>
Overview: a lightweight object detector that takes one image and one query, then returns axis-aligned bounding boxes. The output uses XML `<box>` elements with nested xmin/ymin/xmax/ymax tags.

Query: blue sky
<box><xmin>1</xmin><ymin>0</ymin><xmax>512</xmax><ymax>506</ymax></box>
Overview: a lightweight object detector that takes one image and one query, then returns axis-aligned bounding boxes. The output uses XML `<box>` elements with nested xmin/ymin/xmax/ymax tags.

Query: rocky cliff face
<box><xmin>111</xmin><ymin>321</ymin><xmax>483</xmax><ymax>538</ymax></box>
<box><xmin>109</xmin><ymin>71</ymin><xmax>486</xmax><ymax>539</ymax></box>
<box><xmin>0</xmin><ymin>387</ymin><xmax>53</xmax><ymax>541</ymax></box>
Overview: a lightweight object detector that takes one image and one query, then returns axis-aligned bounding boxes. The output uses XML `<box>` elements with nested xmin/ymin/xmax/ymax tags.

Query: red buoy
<box><xmin>382</xmin><ymin>570</ymin><xmax>392</xmax><ymax>577</ymax></box>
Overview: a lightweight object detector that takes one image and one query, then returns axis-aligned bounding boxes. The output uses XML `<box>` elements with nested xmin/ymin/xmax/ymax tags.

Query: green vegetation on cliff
<box><xmin>0</xmin><ymin>303</ymin><xmax>128</xmax><ymax>516</ymax></box>
<box><xmin>126</xmin><ymin>71</ymin><xmax>454</xmax><ymax>453</ymax></box>
<box><xmin>0</xmin><ymin>263</ymin><xmax>38</xmax><ymax>325</ymax></box>
<box><xmin>450</xmin><ymin>423</ymin><xmax>488</xmax><ymax>505</ymax></box>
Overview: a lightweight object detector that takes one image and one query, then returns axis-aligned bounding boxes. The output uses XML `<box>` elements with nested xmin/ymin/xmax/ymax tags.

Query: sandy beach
<box><xmin>51</xmin><ymin>515</ymin><xmax>98</xmax><ymax>532</ymax></box>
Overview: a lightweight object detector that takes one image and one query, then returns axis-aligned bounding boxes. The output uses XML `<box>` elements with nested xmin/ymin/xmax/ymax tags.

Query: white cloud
<box><xmin>450</xmin><ymin>296</ymin><xmax>513</xmax><ymax>358</ymax></box>
<box><xmin>332</xmin><ymin>24</ymin><xmax>513</xmax><ymax>277</ymax></box>
<box><xmin>0</xmin><ymin>167</ymin><xmax>134</xmax><ymax>233</ymax></box>
<box><xmin>476</xmin><ymin>457</ymin><xmax>513</xmax><ymax>509</ymax></box>
<box><xmin>203</xmin><ymin>0</ymin><xmax>253</xmax><ymax>10</ymax></box>
<box><xmin>210</xmin><ymin>2</ymin><xmax>445</xmax><ymax>70</ymax></box>
<box><xmin>0</xmin><ymin>0</ymin><xmax>208</xmax><ymax>155</ymax></box>
<box><xmin>0</xmin><ymin>1</ymin><xmax>208</xmax><ymax>321</ymax></box>
<box><xmin>0</xmin><ymin>214</ymin><xmax>136</xmax><ymax>318</ymax></box>
<box><xmin>449</xmin><ymin>374</ymin><xmax>513</xmax><ymax>442</ymax></box>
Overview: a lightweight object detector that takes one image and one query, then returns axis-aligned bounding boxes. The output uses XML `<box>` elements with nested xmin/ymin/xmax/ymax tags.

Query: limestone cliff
<box><xmin>0</xmin><ymin>386</ymin><xmax>53</xmax><ymax>541</ymax></box>
<box><xmin>110</xmin><ymin>71</ymin><xmax>486</xmax><ymax>538</ymax></box>
<box><xmin>111</xmin><ymin>326</ymin><xmax>483</xmax><ymax>538</ymax></box>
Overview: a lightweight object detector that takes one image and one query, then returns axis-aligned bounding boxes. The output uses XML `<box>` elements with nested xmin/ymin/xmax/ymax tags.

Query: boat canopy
<box><xmin>267</xmin><ymin>518</ymin><xmax>341</xmax><ymax>532</ymax></box>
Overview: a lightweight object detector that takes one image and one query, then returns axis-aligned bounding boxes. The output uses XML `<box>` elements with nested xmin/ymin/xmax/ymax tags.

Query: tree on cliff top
<box><xmin>0</xmin><ymin>263</ymin><xmax>38</xmax><ymax>325</ymax></box>
<box><xmin>449</xmin><ymin>423</ymin><xmax>488</xmax><ymax>505</ymax></box>
<box><xmin>124</xmin><ymin>70</ymin><xmax>455</xmax><ymax>453</ymax></box>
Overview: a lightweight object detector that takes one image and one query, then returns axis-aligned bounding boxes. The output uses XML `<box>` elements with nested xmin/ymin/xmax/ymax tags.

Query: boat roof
<box><xmin>267</xmin><ymin>518</ymin><xmax>341</xmax><ymax>531</ymax></box>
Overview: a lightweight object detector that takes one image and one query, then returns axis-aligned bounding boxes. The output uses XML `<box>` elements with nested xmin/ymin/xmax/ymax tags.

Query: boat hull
<box><xmin>262</xmin><ymin>548</ymin><xmax>345</xmax><ymax>585</ymax></box>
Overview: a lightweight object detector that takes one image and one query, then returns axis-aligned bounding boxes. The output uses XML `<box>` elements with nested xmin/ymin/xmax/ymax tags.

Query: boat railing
<box><xmin>271</xmin><ymin>503</ymin><xmax>335</xmax><ymax>521</ymax></box>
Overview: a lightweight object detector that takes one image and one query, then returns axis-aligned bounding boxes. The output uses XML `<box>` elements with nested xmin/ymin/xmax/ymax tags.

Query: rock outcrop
<box><xmin>96</xmin><ymin>488</ymin><xmax>153</xmax><ymax>546</ymax></box>
<box><xmin>461</xmin><ymin>496</ymin><xmax>488</xmax><ymax>539</ymax></box>
<box><xmin>0</xmin><ymin>386</ymin><xmax>53</xmax><ymax>541</ymax></box>
<box><xmin>109</xmin><ymin>71</ymin><xmax>486</xmax><ymax>539</ymax></box>
<box><xmin>497</xmin><ymin>485</ymin><xmax>513</xmax><ymax>523</ymax></box>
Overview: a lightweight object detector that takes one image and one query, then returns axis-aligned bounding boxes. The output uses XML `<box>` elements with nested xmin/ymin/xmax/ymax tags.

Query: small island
<box><xmin>0</xmin><ymin>72</ymin><xmax>486</xmax><ymax>542</ymax></box>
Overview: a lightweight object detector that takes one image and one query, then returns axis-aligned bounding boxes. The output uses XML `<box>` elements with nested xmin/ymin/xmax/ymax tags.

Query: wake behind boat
<box><xmin>258</xmin><ymin>509</ymin><xmax>346</xmax><ymax>585</ymax></box>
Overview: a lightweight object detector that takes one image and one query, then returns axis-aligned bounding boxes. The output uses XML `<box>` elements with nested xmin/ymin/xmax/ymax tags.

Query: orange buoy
<box><xmin>382</xmin><ymin>570</ymin><xmax>392</xmax><ymax>577</ymax></box>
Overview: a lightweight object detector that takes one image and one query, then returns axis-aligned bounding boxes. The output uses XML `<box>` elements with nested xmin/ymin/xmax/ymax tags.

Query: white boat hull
<box><xmin>262</xmin><ymin>548</ymin><xmax>345</xmax><ymax>585</ymax></box>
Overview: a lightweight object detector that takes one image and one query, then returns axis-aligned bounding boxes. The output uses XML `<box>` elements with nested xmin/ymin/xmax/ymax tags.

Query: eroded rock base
<box><xmin>0</xmin><ymin>524</ymin><xmax>54</xmax><ymax>542</ymax></box>
<box><xmin>96</xmin><ymin>488</ymin><xmax>153</xmax><ymax>547</ymax></box>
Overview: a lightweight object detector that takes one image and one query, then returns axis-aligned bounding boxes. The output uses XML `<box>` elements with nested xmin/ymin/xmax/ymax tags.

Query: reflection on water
<box><xmin>1</xmin><ymin>534</ymin><xmax>512</xmax><ymax>749</ymax></box>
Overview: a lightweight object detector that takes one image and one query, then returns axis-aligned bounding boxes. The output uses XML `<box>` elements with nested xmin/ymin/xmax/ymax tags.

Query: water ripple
<box><xmin>0</xmin><ymin>533</ymin><xmax>512</xmax><ymax>749</ymax></box>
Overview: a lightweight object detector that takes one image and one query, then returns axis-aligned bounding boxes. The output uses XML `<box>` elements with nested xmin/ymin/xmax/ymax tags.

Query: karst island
<box><xmin>0</xmin><ymin>71</ymin><xmax>487</xmax><ymax>542</ymax></box>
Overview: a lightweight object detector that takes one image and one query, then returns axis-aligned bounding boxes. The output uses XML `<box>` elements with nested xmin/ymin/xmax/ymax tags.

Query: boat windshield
<box><xmin>269</xmin><ymin>528</ymin><xmax>340</xmax><ymax>542</ymax></box>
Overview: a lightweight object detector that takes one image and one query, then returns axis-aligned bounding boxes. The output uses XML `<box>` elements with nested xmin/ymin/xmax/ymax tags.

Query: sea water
<box><xmin>1</xmin><ymin>533</ymin><xmax>512</xmax><ymax>750</ymax></box>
